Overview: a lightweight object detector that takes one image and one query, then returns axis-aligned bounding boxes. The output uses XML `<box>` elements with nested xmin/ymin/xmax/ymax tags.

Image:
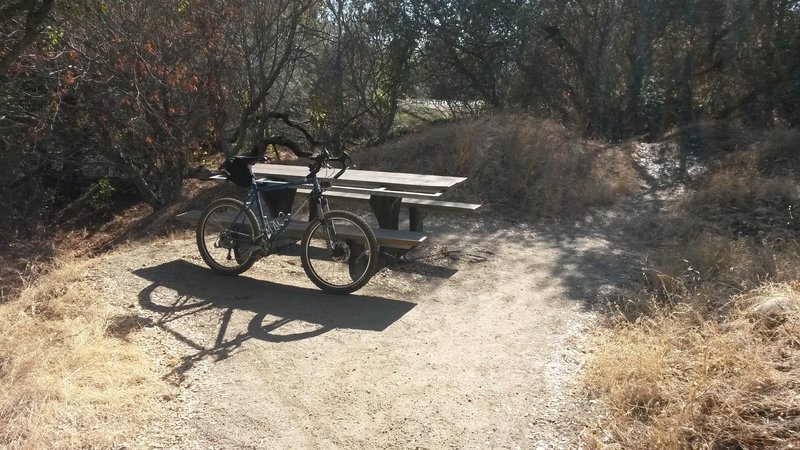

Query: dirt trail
<box><xmin>91</xmin><ymin>217</ymin><xmax>634</xmax><ymax>449</ymax></box>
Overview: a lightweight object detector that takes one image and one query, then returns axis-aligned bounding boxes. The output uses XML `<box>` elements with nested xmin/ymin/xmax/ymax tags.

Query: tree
<box><xmin>414</xmin><ymin>0</ymin><xmax>530</xmax><ymax>109</ymax></box>
<box><xmin>301</xmin><ymin>0</ymin><xmax>420</xmax><ymax>149</ymax></box>
<box><xmin>0</xmin><ymin>0</ymin><xmax>56</xmax><ymax>76</ymax></box>
<box><xmin>220</xmin><ymin>0</ymin><xmax>318</xmax><ymax>156</ymax></box>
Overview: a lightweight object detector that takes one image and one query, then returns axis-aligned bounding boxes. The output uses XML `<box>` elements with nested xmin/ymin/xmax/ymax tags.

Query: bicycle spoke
<box><xmin>301</xmin><ymin>211</ymin><xmax>378</xmax><ymax>294</ymax></box>
<box><xmin>197</xmin><ymin>199</ymin><xmax>259</xmax><ymax>275</ymax></box>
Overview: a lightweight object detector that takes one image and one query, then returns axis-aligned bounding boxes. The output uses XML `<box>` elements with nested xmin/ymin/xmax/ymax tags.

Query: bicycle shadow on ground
<box><xmin>130</xmin><ymin>260</ymin><xmax>416</xmax><ymax>375</ymax></box>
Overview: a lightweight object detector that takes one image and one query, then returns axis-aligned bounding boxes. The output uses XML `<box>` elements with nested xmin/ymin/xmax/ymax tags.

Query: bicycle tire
<box><xmin>196</xmin><ymin>198</ymin><xmax>260</xmax><ymax>276</ymax></box>
<box><xmin>300</xmin><ymin>210</ymin><xmax>379</xmax><ymax>294</ymax></box>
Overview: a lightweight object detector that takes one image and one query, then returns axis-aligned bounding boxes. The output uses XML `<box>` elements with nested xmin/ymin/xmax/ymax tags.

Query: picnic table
<box><xmin>255</xmin><ymin>163</ymin><xmax>477</xmax><ymax>227</ymax></box>
<box><xmin>178</xmin><ymin>163</ymin><xmax>481</xmax><ymax>252</ymax></box>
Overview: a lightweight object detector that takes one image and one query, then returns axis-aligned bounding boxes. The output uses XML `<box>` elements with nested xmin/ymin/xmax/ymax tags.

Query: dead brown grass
<box><xmin>585</xmin><ymin>284</ymin><xmax>800</xmax><ymax>449</ymax></box>
<box><xmin>586</xmin><ymin>128</ymin><xmax>800</xmax><ymax>448</ymax></box>
<box><xmin>0</xmin><ymin>255</ymin><xmax>162</xmax><ymax>449</ymax></box>
<box><xmin>357</xmin><ymin>115</ymin><xmax>639</xmax><ymax>218</ymax></box>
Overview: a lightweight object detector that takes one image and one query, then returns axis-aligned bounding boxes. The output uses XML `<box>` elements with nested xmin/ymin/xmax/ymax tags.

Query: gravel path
<box><xmin>90</xmin><ymin>216</ymin><xmax>634</xmax><ymax>449</ymax></box>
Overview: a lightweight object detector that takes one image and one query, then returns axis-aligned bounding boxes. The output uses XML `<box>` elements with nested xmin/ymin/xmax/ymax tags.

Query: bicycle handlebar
<box><xmin>307</xmin><ymin>149</ymin><xmax>352</xmax><ymax>180</ymax></box>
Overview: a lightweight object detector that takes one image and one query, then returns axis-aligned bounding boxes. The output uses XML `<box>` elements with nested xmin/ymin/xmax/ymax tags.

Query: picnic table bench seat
<box><xmin>294</xmin><ymin>187</ymin><xmax>481</xmax><ymax>214</ymax></box>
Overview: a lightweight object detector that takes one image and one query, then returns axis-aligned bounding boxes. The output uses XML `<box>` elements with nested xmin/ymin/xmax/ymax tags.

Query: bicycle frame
<box><xmin>236</xmin><ymin>169</ymin><xmax>331</xmax><ymax>245</ymax></box>
<box><xmin>198</xmin><ymin>146</ymin><xmax>378</xmax><ymax>293</ymax></box>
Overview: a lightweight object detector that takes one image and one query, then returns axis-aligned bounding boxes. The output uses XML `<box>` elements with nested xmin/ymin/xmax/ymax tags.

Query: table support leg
<box><xmin>369</xmin><ymin>196</ymin><xmax>401</xmax><ymax>230</ymax></box>
<box><xmin>347</xmin><ymin>241</ymin><xmax>368</xmax><ymax>279</ymax></box>
<box><xmin>409</xmin><ymin>207</ymin><xmax>424</xmax><ymax>232</ymax></box>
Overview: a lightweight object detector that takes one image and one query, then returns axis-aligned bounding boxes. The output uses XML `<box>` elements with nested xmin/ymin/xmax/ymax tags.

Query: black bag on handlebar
<box><xmin>221</xmin><ymin>157</ymin><xmax>254</xmax><ymax>188</ymax></box>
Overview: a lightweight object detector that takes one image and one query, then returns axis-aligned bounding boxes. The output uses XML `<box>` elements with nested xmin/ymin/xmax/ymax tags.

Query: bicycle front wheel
<box><xmin>196</xmin><ymin>198</ymin><xmax>260</xmax><ymax>276</ymax></box>
<box><xmin>300</xmin><ymin>210</ymin><xmax>379</xmax><ymax>295</ymax></box>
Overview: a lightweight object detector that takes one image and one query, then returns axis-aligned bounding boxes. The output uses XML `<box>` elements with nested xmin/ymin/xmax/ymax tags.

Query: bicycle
<box><xmin>195</xmin><ymin>124</ymin><xmax>379</xmax><ymax>295</ymax></box>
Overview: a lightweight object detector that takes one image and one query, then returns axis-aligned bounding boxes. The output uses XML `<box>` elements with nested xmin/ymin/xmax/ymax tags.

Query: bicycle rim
<box><xmin>301</xmin><ymin>212</ymin><xmax>377</xmax><ymax>293</ymax></box>
<box><xmin>197</xmin><ymin>199</ymin><xmax>258</xmax><ymax>274</ymax></box>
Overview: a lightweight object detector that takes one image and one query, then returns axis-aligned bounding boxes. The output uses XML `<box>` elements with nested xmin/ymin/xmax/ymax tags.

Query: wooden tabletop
<box><xmin>252</xmin><ymin>164</ymin><xmax>466</xmax><ymax>194</ymax></box>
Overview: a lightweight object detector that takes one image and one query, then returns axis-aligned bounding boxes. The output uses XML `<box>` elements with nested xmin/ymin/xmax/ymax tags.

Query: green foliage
<box><xmin>91</xmin><ymin>177</ymin><xmax>115</xmax><ymax>201</ymax></box>
<box><xmin>44</xmin><ymin>26</ymin><xmax>63</xmax><ymax>47</ymax></box>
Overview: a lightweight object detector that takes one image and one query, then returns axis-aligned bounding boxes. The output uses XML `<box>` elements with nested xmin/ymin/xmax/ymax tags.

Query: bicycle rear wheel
<box><xmin>196</xmin><ymin>198</ymin><xmax>260</xmax><ymax>275</ymax></box>
<box><xmin>300</xmin><ymin>210</ymin><xmax>378</xmax><ymax>294</ymax></box>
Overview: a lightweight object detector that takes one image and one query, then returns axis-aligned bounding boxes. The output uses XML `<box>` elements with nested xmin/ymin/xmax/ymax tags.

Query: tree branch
<box><xmin>0</xmin><ymin>0</ymin><xmax>56</xmax><ymax>76</ymax></box>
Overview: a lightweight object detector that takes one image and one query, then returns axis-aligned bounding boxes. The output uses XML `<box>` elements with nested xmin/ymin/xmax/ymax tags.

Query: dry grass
<box><xmin>687</xmin><ymin>155</ymin><xmax>799</xmax><ymax>236</ymax></box>
<box><xmin>585</xmin><ymin>284</ymin><xmax>800</xmax><ymax>449</ymax></box>
<box><xmin>1</xmin><ymin>177</ymin><xmax>235</xmax><ymax>298</ymax></box>
<box><xmin>636</xmin><ymin>231</ymin><xmax>800</xmax><ymax>317</ymax></box>
<box><xmin>0</xmin><ymin>255</ymin><xmax>162</xmax><ymax>449</ymax></box>
<box><xmin>357</xmin><ymin>115</ymin><xmax>639</xmax><ymax>218</ymax></box>
<box><xmin>642</xmin><ymin>143</ymin><xmax>800</xmax><ymax>310</ymax></box>
<box><xmin>586</xmin><ymin>128</ymin><xmax>800</xmax><ymax>448</ymax></box>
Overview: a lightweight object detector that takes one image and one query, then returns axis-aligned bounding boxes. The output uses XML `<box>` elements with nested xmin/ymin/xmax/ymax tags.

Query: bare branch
<box><xmin>0</xmin><ymin>0</ymin><xmax>56</xmax><ymax>76</ymax></box>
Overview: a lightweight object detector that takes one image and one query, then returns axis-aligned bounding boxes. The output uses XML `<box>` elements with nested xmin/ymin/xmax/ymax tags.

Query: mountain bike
<box><xmin>195</xmin><ymin>121</ymin><xmax>378</xmax><ymax>295</ymax></box>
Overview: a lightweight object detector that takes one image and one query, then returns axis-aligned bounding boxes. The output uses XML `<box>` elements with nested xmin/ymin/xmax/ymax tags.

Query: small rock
<box><xmin>750</xmin><ymin>296</ymin><xmax>797</xmax><ymax>328</ymax></box>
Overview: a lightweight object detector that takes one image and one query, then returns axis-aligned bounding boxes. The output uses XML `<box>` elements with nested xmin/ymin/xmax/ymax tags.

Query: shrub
<box><xmin>358</xmin><ymin>115</ymin><xmax>639</xmax><ymax>218</ymax></box>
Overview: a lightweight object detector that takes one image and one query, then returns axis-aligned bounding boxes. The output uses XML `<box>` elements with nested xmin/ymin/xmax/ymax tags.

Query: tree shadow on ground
<box><xmin>421</xmin><ymin>212</ymin><xmax>651</xmax><ymax>313</ymax></box>
<box><xmin>131</xmin><ymin>260</ymin><xmax>415</xmax><ymax>377</ymax></box>
<box><xmin>536</xmin><ymin>223</ymin><xmax>644</xmax><ymax>310</ymax></box>
<box><xmin>520</xmin><ymin>150</ymin><xmax>684</xmax><ymax>312</ymax></box>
